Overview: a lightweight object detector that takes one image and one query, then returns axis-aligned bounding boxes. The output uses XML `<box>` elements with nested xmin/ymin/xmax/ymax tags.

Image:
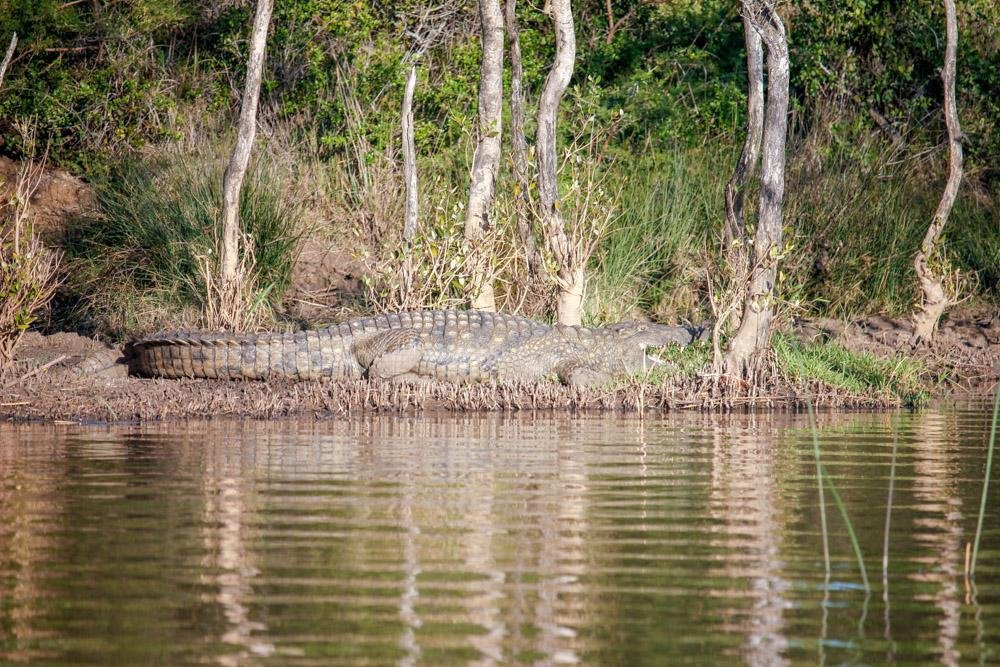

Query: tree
<box><xmin>911</xmin><ymin>0</ymin><xmax>963</xmax><ymax>344</ymax></box>
<box><xmin>215</xmin><ymin>0</ymin><xmax>273</xmax><ymax>329</ymax></box>
<box><xmin>465</xmin><ymin>0</ymin><xmax>505</xmax><ymax>312</ymax></box>
<box><xmin>504</xmin><ymin>0</ymin><xmax>542</xmax><ymax>278</ymax></box>
<box><xmin>722</xmin><ymin>16</ymin><xmax>764</xmax><ymax>266</ymax></box>
<box><xmin>536</xmin><ymin>0</ymin><xmax>582</xmax><ymax>326</ymax></box>
<box><xmin>722</xmin><ymin>1</ymin><xmax>789</xmax><ymax>377</ymax></box>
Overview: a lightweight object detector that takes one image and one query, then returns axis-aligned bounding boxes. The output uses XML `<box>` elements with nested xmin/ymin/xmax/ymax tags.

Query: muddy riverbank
<box><xmin>3</xmin><ymin>308</ymin><xmax>996</xmax><ymax>424</ymax></box>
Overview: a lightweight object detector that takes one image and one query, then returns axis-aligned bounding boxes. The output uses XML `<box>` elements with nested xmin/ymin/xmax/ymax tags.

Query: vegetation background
<box><xmin>0</xmin><ymin>0</ymin><xmax>997</xmax><ymax>338</ymax></box>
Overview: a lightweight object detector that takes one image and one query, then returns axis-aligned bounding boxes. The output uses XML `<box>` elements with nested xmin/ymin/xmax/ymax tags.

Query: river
<box><xmin>1</xmin><ymin>405</ymin><xmax>997</xmax><ymax>664</ymax></box>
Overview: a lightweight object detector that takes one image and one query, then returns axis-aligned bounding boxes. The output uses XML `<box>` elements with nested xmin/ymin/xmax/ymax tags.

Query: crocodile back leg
<box><xmin>352</xmin><ymin>329</ymin><xmax>425</xmax><ymax>379</ymax></box>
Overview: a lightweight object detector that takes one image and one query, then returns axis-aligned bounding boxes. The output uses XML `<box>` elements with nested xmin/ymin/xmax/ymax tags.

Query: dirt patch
<box><xmin>797</xmin><ymin>306</ymin><xmax>1000</xmax><ymax>393</ymax></box>
<box><xmin>284</xmin><ymin>234</ymin><xmax>367</xmax><ymax>324</ymax></box>
<box><xmin>0</xmin><ymin>156</ymin><xmax>95</xmax><ymax>241</ymax></box>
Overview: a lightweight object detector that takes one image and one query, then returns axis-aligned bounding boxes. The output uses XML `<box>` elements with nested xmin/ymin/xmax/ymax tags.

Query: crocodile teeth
<box><xmin>644</xmin><ymin>353</ymin><xmax>667</xmax><ymax>370</ymax></box>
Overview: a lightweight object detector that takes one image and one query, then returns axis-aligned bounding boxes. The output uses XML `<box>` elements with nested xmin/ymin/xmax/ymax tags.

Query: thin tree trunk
<box><xmin>723</xmin><ymin>17</ymin><xmax>764</xmax><ymax>260</ymax></box>
<box><xmin>723</xmin><ymin>1</ymin><xmax>789</xmax><ymax>377</ymax></box>
<box><xmin>0</xmin><ymin>33</ymin><xmax>17</xmax><ymax>92</ymax></box>
<box><xmin>219</xmin><ymin>0</ymin><xmax>273</xmax><ymax>287</ymax></box>
<box><xmin>504</xmin><ymin>0</ymin><xmax>542</xmax><ymax>277</ymax></box>
<box><xmin>465</xmin><ymin>0</ymin><xmax>505</xmax><ymax>312</ymax></box>
<box><xmin>536</xmin><ymin>0</ymin><xmax>579</xmax><ymax>325</ymax></box>
<box><xmin>912</xmin><ymin>0</ymin><xmax>963</xmax><ymax>344</ymax></box>
<box><xmin>401</xmin><ymin>65</ymin><xmax>418</xmax><ymax>245</ymax></box>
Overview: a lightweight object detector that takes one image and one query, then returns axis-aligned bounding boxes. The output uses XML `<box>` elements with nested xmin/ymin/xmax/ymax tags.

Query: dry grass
<box><xmin>0</xmin><ymin>127</ymin><xmax>62</xmax><ymax>373</ymax></box>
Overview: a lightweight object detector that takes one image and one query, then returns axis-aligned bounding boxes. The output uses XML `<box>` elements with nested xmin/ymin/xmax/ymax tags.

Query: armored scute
<box><xmin>131</xmin><ymin>310</ymin><xmax>702</xmax><ymax>387</ymax></box>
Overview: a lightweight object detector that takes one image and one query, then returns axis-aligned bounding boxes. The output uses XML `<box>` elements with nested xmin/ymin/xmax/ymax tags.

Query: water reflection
<box><xmin>0</xmin><ymin>407</ymin><xmax>998</xmax><ymax>664</ymax></box>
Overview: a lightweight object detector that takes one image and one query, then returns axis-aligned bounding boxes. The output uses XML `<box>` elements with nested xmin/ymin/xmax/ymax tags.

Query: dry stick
<box><xmin>3</xmin><ymin>355</ymin><xmax>68</xmax><ymax>388</ymax></box>
<box><xmin>0</xmin><ymin>33</ymin><xmax>16</xmax><ymax>91</ymax></box>
<box><xmin>911</xmin><ymin>0</ymin><xmax>963</xmax><ymax>343</ymax></box>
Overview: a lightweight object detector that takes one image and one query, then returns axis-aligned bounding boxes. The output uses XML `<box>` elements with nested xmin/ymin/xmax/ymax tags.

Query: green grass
<box><xmin>58</xmin><ymin>144</ymin><xmax>302</xmax><ymax>337</ymax></box>
<box><xmin>775</xmin><ymin>333</ymin><xmax>928</xmax><ymax>406</ymax></box>
<box><xmin>585</xmin><ymin>146</ymin><xmax>724</xmax><ymax>324</ymax></box>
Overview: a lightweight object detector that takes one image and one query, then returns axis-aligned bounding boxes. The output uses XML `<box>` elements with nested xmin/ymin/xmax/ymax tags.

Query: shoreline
<box><xmin>3</xmin><ymin>308</ymin><xmax>996</xmax><ymax>425</ymax></box>
<box><xmin>2</xmin><ymin>371</ymin><xmax>987</xmax><ymax>425</ymax></box>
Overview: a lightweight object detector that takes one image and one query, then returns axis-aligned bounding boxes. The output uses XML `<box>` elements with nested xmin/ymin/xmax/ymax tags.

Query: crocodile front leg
<box><xmin>554</xmin><ymin>360</ymin><xmax>612</xmax><ymax>388</ymax></box>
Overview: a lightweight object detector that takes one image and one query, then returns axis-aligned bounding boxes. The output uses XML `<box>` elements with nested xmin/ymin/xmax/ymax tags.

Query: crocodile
<box><xmin>126</xmin><ymin>310</ymin><xmax>703</xmax><ymax>386</ymax></box>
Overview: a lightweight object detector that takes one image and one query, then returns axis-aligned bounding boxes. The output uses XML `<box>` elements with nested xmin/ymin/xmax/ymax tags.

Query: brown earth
<box><xmin>0</xmin><ymin>156</ymin><xmax>96</xmax><ymax>240</ymax></box>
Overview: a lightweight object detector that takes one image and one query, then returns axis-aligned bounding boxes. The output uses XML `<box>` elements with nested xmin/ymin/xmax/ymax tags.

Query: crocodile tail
<box><xmin>130</xmin><ymin>327</ymin><xmax>351</xmax><ymax>380</ymax></box>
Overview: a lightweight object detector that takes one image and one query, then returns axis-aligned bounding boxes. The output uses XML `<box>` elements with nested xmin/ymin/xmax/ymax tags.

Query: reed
<box><xmin>809</xmin><ymin>401</ymin><xmax>870</xmax><ymax>592</ymax></box>
<box><xmin>970</xmin><ymin>386</ymin><xmax>1000</xmax><ymax>576</ymax></box>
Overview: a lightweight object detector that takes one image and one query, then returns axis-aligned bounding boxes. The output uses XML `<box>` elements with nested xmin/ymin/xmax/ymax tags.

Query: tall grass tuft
<box><xmin>62</xmin><ymin>143</ymin><xmax>302</xmax><ymax>337</ymax></box>
<box><xmin>586</xmin><ymin>145</ymin><xmax>724</xmax><ymax>325</ymax></box>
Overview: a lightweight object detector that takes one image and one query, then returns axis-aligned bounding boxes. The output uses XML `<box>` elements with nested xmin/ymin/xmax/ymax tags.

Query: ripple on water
<box><xmin>0</xmin><ymin>406</ymin><xmax>998</xmax><ymax>664</ymax></box>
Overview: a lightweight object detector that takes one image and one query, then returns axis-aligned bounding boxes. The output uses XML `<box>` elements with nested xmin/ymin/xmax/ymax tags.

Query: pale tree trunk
<box><xmin>504</xmin><ymin>0</ymin><xmax>542</xmax><ymax>277</ymax></box>
<box><xmin>911</xmin><ymin>0</ymin><xmax>963</xmax><ymax>344</ymax></box>
<box><xmin>219</xmin><ymin>0</ymin><xmax>272</xmax><ymax>289</ymax></box>
<box><xmin>723</xmin><ymin>1</ymin><xmax>789</xmax><ymax>377</ymax></box>
<box><xmin>401</xmin><ymin>65</ymin><xmax>418</xmax><ymax>245</ymax></box>
<box><xmin>399</xmin><ymin>65</ymin><xmax>419</xmax><ymax>304</ymax></box>
<box><xmin>536</xmin><ymin>0</ymin><xmax>580</xmax><ymax>325</ymax></box>
<box><xmin>465</xmin><ymin>0</ymin><xmax>504</xmax><ymax>312</ymax></box>
<box><xmin>723</xmin><ymin>17</ymin><xmax>764</xmax><ymax>261</ymax></box>
<box><xmin>0</xmin><ymin>33</ymin><xmax>17</xmax><ymax>92</ymax></box>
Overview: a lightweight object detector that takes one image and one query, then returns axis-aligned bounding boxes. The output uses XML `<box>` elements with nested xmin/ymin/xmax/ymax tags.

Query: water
<box><xmin>1</xmin><ymin>406</ymin><xmax>997</xmax><ymax>665</ymax></box>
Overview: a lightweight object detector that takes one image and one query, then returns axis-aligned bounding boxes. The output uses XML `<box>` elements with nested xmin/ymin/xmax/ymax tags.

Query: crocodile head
<box><xmin>604</xmin><ymin>321</ymin><xmax>703</xmax><ymax>373</ymax></box>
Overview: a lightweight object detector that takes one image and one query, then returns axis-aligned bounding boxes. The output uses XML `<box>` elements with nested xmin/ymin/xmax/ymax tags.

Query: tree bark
<box><xmin>504</xmin><ymin>0</ymin><xmax>542</xmax><ymax>277</ymax></box>
<box><xmin>401</xmin><ymin>65</ymin><xmax>418</xmax><ymax>245</ymax></box>
<box><xmin>911</xmin><ymin>0</ymin><xmax>963</xmax><ymax>344</ymax></box>
<box><xmin>465</xmin><ymin>0</ymin><xmax>505</xmax><ymax>312</ymax></box>
<box><xmin>723</xmin><ymin>16</ymin><xmax>764</xmax><ymax>261</ymax></box>
<box><xmin>0</xmin><ymin>33</ymin><xmax>17</xmax><ymax>92</ymax></box>
<box><xmin>220</xmin><ymin>0</ymin><xmax>273</xmax><ymax>286</ymax></box>
<box><xmin>536</xmin><ymin>0</ymin><xmax>579</xmax><ymax>325</ymax></box>
<box><xmin>723</xmin><ymin>1</ymin><xmax>789</xmax><ymax>377</ymax></box>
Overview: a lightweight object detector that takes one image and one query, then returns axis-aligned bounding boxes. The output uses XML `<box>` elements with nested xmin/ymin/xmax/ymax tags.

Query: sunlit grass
<box><xmin>775</xmin><ymin>333</ymin><xmax>928</xmax><ymax>406</ymax></box>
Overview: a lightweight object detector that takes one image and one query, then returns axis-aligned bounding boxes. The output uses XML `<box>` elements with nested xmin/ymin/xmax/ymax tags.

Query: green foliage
<box><xmin>775</xmin><ymin>333</ymin><xmax>929</xmax><ymax>407</ymax></box>
<box><xmin>60</xmin><ymin>145</ymin><xmax>301</xmax><ymax>337</ymax></box>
